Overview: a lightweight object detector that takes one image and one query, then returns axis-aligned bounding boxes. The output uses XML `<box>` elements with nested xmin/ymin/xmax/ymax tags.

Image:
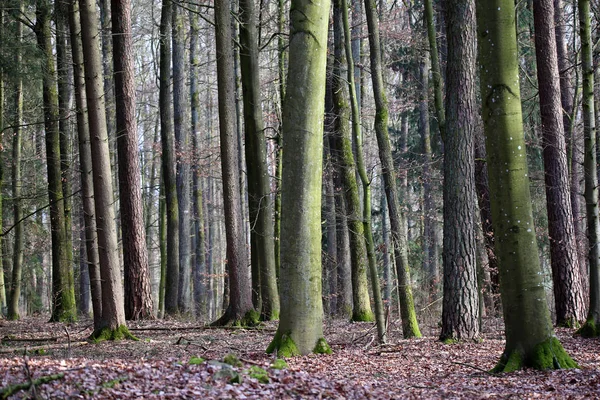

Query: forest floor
<box><xmin>0</xmin><ymin>316</ymin><xmax>599</xmax><ymax>399</ymax></box>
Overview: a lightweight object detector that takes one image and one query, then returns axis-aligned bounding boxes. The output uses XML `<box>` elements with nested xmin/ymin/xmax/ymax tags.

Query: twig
<box><xmin>0</xmin><ymin>373</ymin><xmax>64</xmax><ymax>399</ymax></box>
<box><xmin>63</xmin><ymin>326</ymin><xmax>72</xmax><ymax>359</ymax></box>
<box><xmin>364</xmin><ymin>335</ymin><xmax>376</xmax><ymax>350</ymax></box>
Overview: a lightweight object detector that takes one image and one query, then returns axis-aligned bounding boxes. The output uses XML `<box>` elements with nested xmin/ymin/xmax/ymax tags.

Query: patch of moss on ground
<box><xmin>90</xmin><ymin>325</ymin><xmax>138</xmax><ymax>343</ymax></box>
<box><xmin>246</xmin><ymin>366</ymin><xmax>269</xmax><ymax>383</ymax></box>
<box><xmin>270</xmin><ymin>359</ymin><xmax>288</xmax><ymax>370</ymax></box>
<box><xmin>576</xmin><ymin>319</ymin><xmax>599</xmax><ymax>338</ymax></box>
<box><xmin>188</xmin><ymin>356</ymin><xmax>205</xmax><ymax>365</ymax></box>
<box><xmin>223</xmin><ymin>353</ymin><xmax>243</xmax><ymax>367</ymax></box>
<box><xmin>313</xmin><ymin>338</ymin><xmax>332</xmax><ymax>354</ymax></box>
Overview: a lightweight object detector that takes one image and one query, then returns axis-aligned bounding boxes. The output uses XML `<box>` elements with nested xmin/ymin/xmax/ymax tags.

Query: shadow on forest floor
<box><xmin>0</xmin><ymin>316</ymin><xmax>599</xmax><ymax>398</ymax></box>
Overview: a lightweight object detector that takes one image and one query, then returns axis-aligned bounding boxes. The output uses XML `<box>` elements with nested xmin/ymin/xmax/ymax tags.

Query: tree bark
<box><xmin>112</xmin><ymin>0</ymin><xmax>154</xmax><ymax>320</ymax></box>
<box><xmin>267</xmin><ymin>0</ymin><xmax>331</xmax><ymax>355</ymax></box>
<box><xmin>440</xmin><ymin>0</ymin><xmax>480</xmax><ymax>342</ymax></box>
<box><xmin>476</xmin><ymin>0</ymin><xmax>576</xmax><ymax>370</ymax></box>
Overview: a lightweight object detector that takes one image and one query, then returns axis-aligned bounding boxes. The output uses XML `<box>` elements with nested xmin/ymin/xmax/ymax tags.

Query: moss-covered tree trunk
<box><xmin>68</xmin><ymin>0</ymin><xmax>103</xmax><ymax>327</ymax></box>
<box><xmin>424</xmin><ymin>0</ymin><xmax>445</xmax><ymax>141</ymax></box>
<box><xmin>111</xmin><ymin>0</ymin><xmax>154</xmax><ymax>320</ymax></box>
<box><xmin>211</xmin><ymin>0</ymin><xmax>255</xmax><ymax>326</ymax></box>
<box><xmin>8</xmin><ymin>8</ymin><xmax>24</xmax><ymax>320</ymax></box>
<box><xmin>239</xmin><ymin>0</ymin><xmax>280</xmax><ymax>321</ymax></box>
<box><xmin>576</xmin><ymin>0</ymin><xmax>600</xmax><ymax>338</ymax></box>
<box><xmin>533</xmin><ymin>0</ymin><xmax>586</xmax><ymax>327</ymax></box>
<box><xmin>364</xmin><ymin>0</ymin><xmax>421</xmax><ymax>338</ymax></box>
<box><xmin>440</xmin><ymin>0</ymin><xmax>480</xmax><ymax>342</ymax></box>
<box><xmin>0</xmin><ymin>5</ymin><xmax>5</xmax><ymax>316</ymax></box>
<box><xmin>476</xmin><ymin>0</ymin><xmax>577</xmax><ymax>371</ymax></box>
<box><xmin>79</xmin><ymin>0</ymin><xmax>131</xmax><ymax>339</ymax></box>
<box><xmin>35</xmin><ymin>0</ymin><xmax>77</xmax><ymax>323</ymax></box>
<box><xmin>159</xmin><ymin>0</ymin><xmax>180</xmax><ymax>316</ymax></box>
<box><xmin>267</xmin><ymin>0</ymin><xmax>331</xmax><ymax>356</ymax></box>
<box><xmin>331</xmin><ymin>0</ymin><xmax>373</xmax><ymax>323</ymax></box>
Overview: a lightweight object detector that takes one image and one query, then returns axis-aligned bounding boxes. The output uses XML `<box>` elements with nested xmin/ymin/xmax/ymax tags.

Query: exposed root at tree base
<box><xmin>211</xmin><ymin>309</ymin><xmax>260</xmax><ymax>328</ymax></box>
<box><xmin>576</xmin><ymin>318</ymin><xmax>599</xmax><ymax>338</ymax></box>
<box><xmin>492</xmin><ymin>337</ymin><xmax>578</xmax><ymax>373</ymax></box>
<box><xmin>90</xmin><ymin>325</ymin><xmax>138</xmax><ymax>342</ymax></box>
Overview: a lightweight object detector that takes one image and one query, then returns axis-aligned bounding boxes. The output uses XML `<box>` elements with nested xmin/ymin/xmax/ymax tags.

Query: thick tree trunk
<box><xmin>533</xmin><ymin>0</ymin><xmax>586</xmax><ymax>327</ymax></box>
<box><xmin>36</xmin><ymin>0</ymin><xmax>77</xmax><ymax>323</ymax></box>
<box><xmin>476</xmin><ymin>0</ymin><xmax>576</xmax><ymax>371</ymax></box>
<box><xmin>159</xmin><ymin>0</ymin><xmax>180</xmax><ymax>315</ymax></box>
<box><xmin>239</xmin><ymin>0</ymin><xmax>280</xmax><ymax>320</ymax></box>
<box><xmin>212</xmin><ymin>0</ymin><xmax>254</xmax><ymax>326</ymax></box>
<box><xmin>112</xmin><ymin>0</ymin><xmax>154</xmax><ymax>320</ymax></box>
<box><xmin>364</xmin><ymin>0</ymin><xmax>421</xmax><ymax>338</ymax></box>
<box><xmin>440</xmin><ymin>0</ymin><xmax>480</xmax><ymax>342</ymax></box>
<box><xmin>68</xmin><ymin>0</ymin><xmax>102</xmax><ymax>327</ymax></box>
<box><xmin>79</xmin><ymin>0</ymin><xmax>130</xmax><ymax>338</ymax></box>
<box><xmin>267</xmin><ymin>0</ymin><xmax>331</xmax><ymax>355</ymax></box>
<box><xmin>0</xmin><ymin>5</ymin><xmax>5</xmax><ymax>316</ymax></box>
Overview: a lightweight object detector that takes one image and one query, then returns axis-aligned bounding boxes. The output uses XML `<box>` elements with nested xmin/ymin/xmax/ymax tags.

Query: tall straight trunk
<box><xmin>267</xmin><ymin>0</ymin><xmax>331</xmax><ymax>356</ymax></box>
<box><xmin>440</xmin><ymin>0</ymin><xmax>479</xmax><ymax>342</ymax></box>
<box><xmin>424</xmin><ymin>0</ymin><xmax>445</xmax><ymax>140</ymax></box>
<box><xmin>35</xmin><ymin>0</ymin><xmax>77</xmax><ymax>323</ymax></box>
<box><xmin>112</xmin><ymin>0</ymin><xmax>154</xmax><ymax>320</ymax></box>
<box><xmin>381</xmin><ymin>187</ymin><xmax>392</xmax><ymax>305</ymax></box>
<box><xmin>476</xmin><ymin>0</ymin><xmax>576</xmax><ymax>371</ymax></box>
<box><xmin>78</xmin><ymin>217</ymin><xmax>91</xmax><ymax>316</ymax></box>
<box><xmin>0</xmin><ymin>5</ymin><xmax>5</xmax><ymax>315</ymax></box>
<box><xmin>577</xmin><ymin>0</ymin><xmax>600</xmax><ymax>337</ymax></box>
<box><xmin>172</xmin><ymin>0</ymin><xmax>191</xmax><ymax>314</ymax></box>
<box><xmin>158</xmin><ymin>176</ymin><xmax>167</xmax><ymax>318</ymax></box>
<box><xmin>239</xmin><ymin>0</ymin><xmax>280</xmax><ymax>320</ymax></box>
<box><xmin>55</xmin><ymin>0</ymin><xmax>74</xmax><ymax>289</ymax></box>
<box><xmin>331</xmin><ymin>0</ymin><xmax>374</xmax><ymax>323</ymax></box>
<box><xmin>338</xmin><ymin>0</ymin><xmax>385</xmax><ymax>341</ymax></box>
<box><xmin>212</xmin><ymin>0</ymin><xmax>254</xmax><ymax>326</ymax></box>
<box><xmin>420</xmin><ymin>56</ymin><xmax>438</xmax><ymax>296</ymax></box>
<box><xmin>189</xmin><ymin>4</ymin><xmax>206</xmax><ymax>318</ymax></box>
<box><xmin>98</xmin><ymin>0</ymin><xmax>115</xmax><ymax>159</ymax></box>
<box><xmin>159</xmin><ymin>0</ymin><xmax>180</xmax><ymax>315</ymax></box>
<box><xmin>533</xmin><ymin>0</ymin><xmax>586</xmax><ymax>327</ymax></box>
<box><xmin>68</xmin><ymin>0</ymin><xmax>102</xmax><ymax>327</ymax></box>
<box><xmin>8</xmin><ymin>9</ymin><xmax>24</xmax><ymax>320</ymax></box>
<box><xmin>79</xmin><ymin>0</ymin><xmax>130</xmax><ymax>338</ymax></box>
<box><xmin>323</xmin><ymin>145</ymin><xmax>337</xmax><ymax>316</ymax></box>
<box><xmin>364</xmin><ymin>0</ymin><xmax>421</xmax><ymax>338</ymax></box>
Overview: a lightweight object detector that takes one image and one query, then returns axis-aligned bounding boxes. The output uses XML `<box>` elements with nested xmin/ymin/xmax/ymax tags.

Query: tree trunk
<box><xmin>424</xmin><ymin>0</ymin><xmax>446</xmax><ymax>141</ymax></box>
<box><xmin>267</xmin><ymin>0</ymin><xmax>331</xmax><ymax>355</ymax></box>
<box><xmin>0</xmin><ymin>5</ymin><xmax>5</xmax><ymax>316</ymax></box>
<box><xmin>440</xmin><ymin>0</ymin><xmax>480</xmax><ymax>342</ymax></box>
<box><xmin>159</xmin><ymin>0</ymin><xmax>180</xmax><ymax>315</ymax></box>
<box><xmin>112</xmin><ymin>0</ymin><xmax>154</xmax><ymax>320</ymax></box>
<box><xmin>577</xmin><ymin>0</ymin><xmax>600</xmax><ymax>338</ymax></box>
<box><xmin>211</xmin><ymin>0</ymin><xmax>254</xmax><ymax>326</ymax></box>
<box><xmin>364</xmin><ymin>0</ymin><xmax>421</xmax><ymax>338</ymax></box>
<box><xmin>79</xmin><ymin>0</ymin><xmax>131</xmax><ymax>339</ymax></box>
<box><xmin>476</xmin><ymin>0</ymin><xmax>576</xmax><ymax>371</ymax></box>
<box><xmin>68</xmin><ymin>0</ymin><xmax>102</xmax><ymax>328</ymax></box>
<box><xmin>8</xmin><ymin>8</ymin><xmax>24</xmax><ymax>320</ymax></box>
<box><xmin>239</xmin><ymin>0</ymin><xmax>280</xmax><ymax>320</ymax></box>
<box><xmin>533</xmin><ymin>0</ymin><xmax>586</xmax><ymax>327</ymax></box>
<box><xmin>35</xmin><ymin>0</ymin><xmax>77</xmax><ymax>323</ymax></box>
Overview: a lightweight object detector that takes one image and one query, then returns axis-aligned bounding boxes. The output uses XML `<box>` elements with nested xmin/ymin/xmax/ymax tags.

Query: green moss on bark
<box><xmin>492</xmin><ymin>337</ymin><xmax>578</xmax><ymax>372</ymax></box>
<box><xmin>313</xmin><ymin>338</ymin><xmax>332</xmax><ymax>354</ymax></box>
<box><xmin>90</xmin><ymin>325</ymin><xmax>138</xmax><ymax>342</ymax></box>
<box><xmin>351</xmin><ymin>310</ymin><xmax>375</xmax><ymax>322</ymax></box>
<box><xmin>576</xmin><ymin>318</ymin><xmax>599</xmax><ymax>337</ymax></box>
<box><xmin>266</xmin><ymin>331</ymin><xmax>300</xmax><ymax>358</ymax></box>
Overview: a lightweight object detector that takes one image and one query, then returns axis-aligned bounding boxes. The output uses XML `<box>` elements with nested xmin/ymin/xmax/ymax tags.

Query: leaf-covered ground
<box><xmin>1</xmin><ymin>316</ymin><xmax>599</xmax><ymax>399</ymax></box>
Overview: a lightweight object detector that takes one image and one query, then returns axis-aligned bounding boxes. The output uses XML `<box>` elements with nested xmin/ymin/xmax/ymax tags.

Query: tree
<box><xmin>0</xmin><ymin>4</ymin><xmax>5</xmax><ymax>316</ymax></box>
<box><xmin>475</xmin><ymin>0</ymin><xmax>577</xmax><ymax>371</ymax></box>
<box><xmin>239</xmin><ymin>0</ymin><xmax>280</xmax><ymax>320</ymax></box>
<box><xmin>68</xmin><ymin>0</ymin><xmax>102</xmax><ymax>327</ymax></box>
<box><xmin>159</xmin><ymin>0</ymin><xmax>180</xmax><ymax>315</ymax></box>
<box><xmin>267</xmin><ymin>0</ymin><xmax>332</xmax><ymax>355</ymax></box>
<box><xmin>79</xmin><ymin>0</ymin><xmax>132</xmax><ymax>339</ymax></box>
<box><xmin>112</xmin><ymin>0</ymin><xmax>154</xmax><ymax>320</ymax></box>
<box><xmin>576</xmin><ymin>0</ymin><xmax>600</xmax><ymax>338</ymax></box>
<box><xmin>211</xmin><ymin>0</ymin><xmax>255</xmax><ymax>326</ymax></box>
<box><xmin>424</xmin><ymin>0</ymin><xmax>445</xmax><ymax>140</ymax></box>
<box><xmin>532</xmin><ymin>0</ymin><xmax>586</xmax><ymax>327</ymax></box>
<box><xmin>440</xmin><ymin>0</ymin><xmax>479</xmax><ymax>342</ymax></box>
<box><xmin>364</xmin><ymin>0</ymin><xmax>421</xmax><ymax>338</ymax></box>
<box><xmin>8</xmin><ymin>3</ymin><xmax>24</xmax><ymax>320</ymax></box>
<box><xmin>35</xmin><ymin>0</ymin><xmax>77</xmax><ymax>323</ymax></box>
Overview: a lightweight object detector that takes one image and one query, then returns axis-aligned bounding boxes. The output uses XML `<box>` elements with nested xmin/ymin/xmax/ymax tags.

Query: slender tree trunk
<box><xmin>79</xmin><ymin>0</ymin><xmax>131</xmax><ymax>338</ymax></box>
<box><xmin>212</xmin><ymin>0</ymin><xmax>254</xmax><ymax>326</ymax></box>
<box><xmin>424</xmin><ymin>0</ymin><xmax>445</xmax><ymax>140</ymax></box>
<box><xmin>68</xmin><ymin>0</ymin><xmax>102</xmax><ymax>327</ymax></box>
<box><xmin>239</xmin><ymin>0</ymin><xmax>280</xmax><ymax>320</ymax></box>
<box><xmin>267</xmin><ymin>0</ymin><xmax>331</xmax><ymax>355</ymax></box>
<box><xmin>440</xmin><ymin>0</ymin><xmax>480</xmax><ymax>342</ymax></box>
<box><xmin>8</xmin><ymin>8</ymin><xmax>24</xmax><ymax>320</ymax></box>
<box><xmin>112</xmin><ymin>0</ymin><xmax>154</xmax><ymax>320</ymax></box>
<box><xmin>364</xmin><ymin>0</ymin><xmax>421</xmax><ymax>338</ymax></box>
<box><xmin>36</xmin><ymin>0</ymin><xmax>77</xmax><ymax>323</ymax></box>
<box><xmin>158</xmin><ymin>175</ymin><xmax>167</xmax><ymax>318</ymax></box>
<box><xmin>0</xmin><ymin>5</ymin><xmax>5</xmax><ymax>315</ymax></box>
<box><xmin>577</xmin><ymin>0</ymin><xmax>600</xmax><ymax>337</ymax></box>
<box><xmin>159</xmin><ymin>0</ymin><xmax>180</xmax><ymax>315</ymax></box>
<box><xmin>533</xmin><ymin>0</ymin><xmax>586</xmax><ymax>327</ymax></box>
<box><xmin>476</xmin><ymin>0</ymin><xmax>576</xmax><ymax>370</ymax></box>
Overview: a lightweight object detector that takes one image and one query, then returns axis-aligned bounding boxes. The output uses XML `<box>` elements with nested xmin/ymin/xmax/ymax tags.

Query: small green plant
<box><xmin>270</xmin><ymin>359</ymin><xmax>288</xmax><ymax>370</ymax></box>
<box><xmin>188</xmin><ymin>356</ymin><xmax>205</xmax><ymax>365</ymax></box>
<box><xmin>246</xmin><ymin>366</ymin><xmax>269</xmax><ymax>384</ymax></box>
